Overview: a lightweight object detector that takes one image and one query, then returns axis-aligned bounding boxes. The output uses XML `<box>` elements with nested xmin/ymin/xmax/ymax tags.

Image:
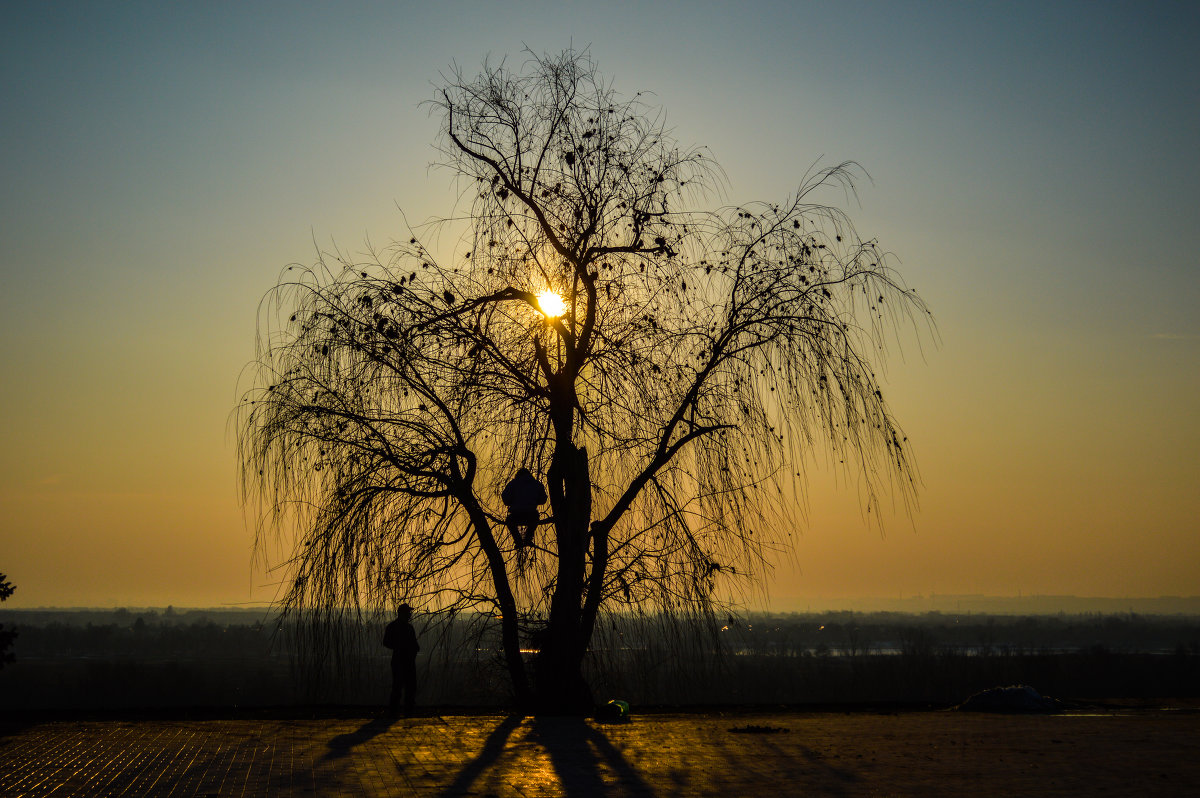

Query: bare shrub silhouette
<box><xmin>0</xmin><ymin>572</ymin><xmax>16</xmax><ymax>669</ymax></box>
<box><xmin>237</xmin><ymin>48</ymin><xmax>931</xmax><ymax>710</ymax></box>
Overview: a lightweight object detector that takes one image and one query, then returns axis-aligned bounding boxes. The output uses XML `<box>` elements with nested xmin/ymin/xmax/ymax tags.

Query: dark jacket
<box><xmin>383</xmin><ymin>619</ymin><xmax>420</xmax><ymax>661</ymax></box>
<box><xmin>502</xmin><ymin>468</ymin><xmax>547</xmax><ymax>510</ymax></box>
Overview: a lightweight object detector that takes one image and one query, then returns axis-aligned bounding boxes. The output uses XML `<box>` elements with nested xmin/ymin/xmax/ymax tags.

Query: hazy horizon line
<box><xmin>6</xmin><ymin>593</ymin><xmax>1200</xmax><ymax>615</ymax></box>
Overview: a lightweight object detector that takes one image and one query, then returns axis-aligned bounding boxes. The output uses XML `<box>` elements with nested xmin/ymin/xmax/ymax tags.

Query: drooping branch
<box><xmin>237</xmin><ymin>48</ymin><xmax>932</xmax><ymax>706</ymax></box>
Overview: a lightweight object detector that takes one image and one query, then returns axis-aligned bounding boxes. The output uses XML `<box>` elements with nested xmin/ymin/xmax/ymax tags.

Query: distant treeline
<box><xmin>5</xmin><ymin>608</ymin><xmax>1198</xmax><ymax>660</ymax></box>
<box><xmin>724</xmin><ymin>610</ymin><xmax>1200</xmax><ymax>656</ymax></box>
<box><xmin>0</xmin><ymin>606</ymin><xmax>275</xmax><ymax>629</ymax></box>
<box><xmin>1</xmin><ymin>610</ymin><xmax>1197</xmax><ymax>710</ymax></box>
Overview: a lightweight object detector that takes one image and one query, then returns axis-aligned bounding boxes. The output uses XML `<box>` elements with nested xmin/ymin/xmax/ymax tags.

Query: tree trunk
<box><xmin>462</xmin><ymin>502</ymin><xmax>531</xmax><ymax>706</ymax></box>
<box><xmin>535</xmin><ymin>441</ymin><xmax>596</xmax><ymax>713</ymax></box>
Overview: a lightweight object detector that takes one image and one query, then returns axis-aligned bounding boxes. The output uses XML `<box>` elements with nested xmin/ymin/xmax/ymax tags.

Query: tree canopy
<box><xmin>237</xmin><ymin>49</ymin><xmax>930</xmax><ymax>708</ymax></box>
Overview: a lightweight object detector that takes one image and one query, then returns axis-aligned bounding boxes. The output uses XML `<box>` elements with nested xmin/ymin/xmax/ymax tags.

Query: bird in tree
<box><xmin>237</xmin><ymin>48</ymin><xmax>931</xmax><ymax>711</ymax></box>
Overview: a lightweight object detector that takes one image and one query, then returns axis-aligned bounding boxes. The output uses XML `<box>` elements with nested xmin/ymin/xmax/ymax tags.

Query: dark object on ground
<box><xmin>730</xmin><ymin>724</ymin><xmax>790</xmax><ymax>733</ymax></box>
<box><xmin>955</xmin><ymin>684</ymin><xmax>1062</xmax><ymax>713</ymax></box>
<box><xmin>596</xmin><ymin>699</ymin><xmax>631</xmax><ymax>723</ymax></box>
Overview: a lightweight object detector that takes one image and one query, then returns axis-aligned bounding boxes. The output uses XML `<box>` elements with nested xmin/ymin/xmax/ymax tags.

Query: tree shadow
<box><xmin>438</xmin><ymin>713</ymin><xmax>524</xmax><ymax>797</ymax></box>
<box><xmin>778</xmin><ymin>738</ymin><xmax>860</xmax><ymax>797</ymax></box>
<box><xmin>529</xmin><ymin>716</ymin><xmax>656</xmax><ymax>797</ymax></box>
<box><xmin>439</xmin><ymin>714</ymin><xmax>654</xmax><ymax>797</ymax></box>
<box><xmin>713</xmin><ymin>729</ymin><xmax>860</xmax><ymax>797</ymax></box>
<box><xmin>323</xmin><ymin>715</ymin><xmax>397</xmax><ymax>761</ymax></box>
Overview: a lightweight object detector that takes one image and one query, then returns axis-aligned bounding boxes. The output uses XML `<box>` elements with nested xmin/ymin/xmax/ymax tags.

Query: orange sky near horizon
<box><xmin>2</xmin><ymin>2</ymin><xmax>1197</xmax><ymax>609</ymax></box>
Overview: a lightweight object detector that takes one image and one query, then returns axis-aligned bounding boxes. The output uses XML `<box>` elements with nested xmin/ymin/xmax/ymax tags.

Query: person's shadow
<box><xmin>323</xmin><ymin>715</ymin><xmax>398</xmax><ymax>761</ymax></box>
<box><xmin>439</xmin><ymin>714</ymin><xmax>653</xmax><ymax>797</ymax></box>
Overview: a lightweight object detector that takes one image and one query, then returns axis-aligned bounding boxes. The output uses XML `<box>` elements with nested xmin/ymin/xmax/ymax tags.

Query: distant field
<box><xmin>1</xmin><ymin>609</ymin><xmax>1197</xmax><ymax>710</ymax></box>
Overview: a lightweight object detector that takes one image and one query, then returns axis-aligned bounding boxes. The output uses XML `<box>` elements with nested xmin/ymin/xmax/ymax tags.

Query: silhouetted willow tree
<box><xmin>238</xmin><ymin>49</ymin><xmax>930</xmax><ymax>709</ymax></box>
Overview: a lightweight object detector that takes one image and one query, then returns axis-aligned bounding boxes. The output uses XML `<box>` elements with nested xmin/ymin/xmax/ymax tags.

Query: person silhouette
<box><xmin>501</xmin><ymin>467</ymin><xmax>548</xmax><ymax>548</ymax></box>
<box><xmin>382</xmin><ymin>604</ymin><xmax>420</xmax><ymax>716</ymax></box>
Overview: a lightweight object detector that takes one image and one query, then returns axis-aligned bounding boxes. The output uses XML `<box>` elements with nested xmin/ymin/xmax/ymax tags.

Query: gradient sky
<box><xmin>2</xmin><ymin>1</ymin><xmax>1197</xmax><ymax>608</ymax></box>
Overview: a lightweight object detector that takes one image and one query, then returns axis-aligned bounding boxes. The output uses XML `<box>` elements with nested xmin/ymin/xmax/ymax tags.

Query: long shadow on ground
<box><xmin>440</xmin><ymin>714</ymin><xmax>654</xmax><ymax>797</ymax></box>
<box><xmin>439</xmin><ymin>713</ymin><xmax>524</xmax><ymax>796</ymax></box>
<box><xmin>324</xmin><ymin>715</ymin><xmax>397</xmax><ymax>760</ymax></box>
<box><xmin>715</xmin><ymin>729</ymin><xmax>859</xmax><ymax>797</ymax></box>
<box><xmin>529</xmin><ymin>716</ymin><xmax>655</xmax><ymax>797</ymax></box>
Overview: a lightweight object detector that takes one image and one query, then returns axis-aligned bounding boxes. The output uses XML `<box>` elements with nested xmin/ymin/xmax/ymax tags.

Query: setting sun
<box><xmin>536</xmin><ymin>290</ymin><xmax>567</xmax><ymax>318</ymax></box>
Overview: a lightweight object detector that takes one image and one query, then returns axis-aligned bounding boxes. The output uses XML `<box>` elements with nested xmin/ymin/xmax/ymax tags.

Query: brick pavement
<box><xmin>1</xmin><ymin>709</ymin><xmax>1198</xmax><ymax>796</ymax></box>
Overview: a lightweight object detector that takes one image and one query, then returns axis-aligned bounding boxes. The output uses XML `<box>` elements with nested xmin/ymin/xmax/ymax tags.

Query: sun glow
<box><xmin>536</xmin><ymin>290</ymin><xmax>567</xmax><ymax>318</ymax></box>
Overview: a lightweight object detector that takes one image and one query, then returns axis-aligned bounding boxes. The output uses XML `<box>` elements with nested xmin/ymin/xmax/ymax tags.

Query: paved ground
<box><xmin>1</xmin><ymin>708</ymin><xmax>1198</xmax><ymax>796</ymax></box>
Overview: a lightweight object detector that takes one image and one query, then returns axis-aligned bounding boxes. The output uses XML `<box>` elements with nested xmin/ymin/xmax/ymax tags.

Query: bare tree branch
<box><xmin>237</xmin><ymin>47</ymin><xmax>933</xmax><ymax>710</ymax></box>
